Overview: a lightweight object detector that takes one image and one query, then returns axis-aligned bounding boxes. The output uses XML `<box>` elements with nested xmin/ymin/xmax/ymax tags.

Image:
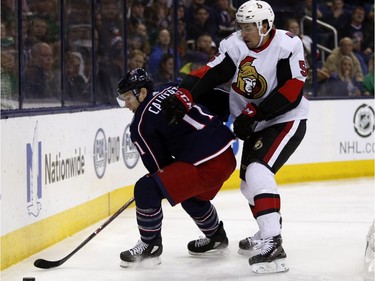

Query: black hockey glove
<box><xmin>233</xmin><ymin>103</ymin><xmax>262</xmax><ymax>140</ymax></box>
<box><xmin>161</xmin><ymin>89</ymin><xmax>193</xmax><ymax>124</ymax></box>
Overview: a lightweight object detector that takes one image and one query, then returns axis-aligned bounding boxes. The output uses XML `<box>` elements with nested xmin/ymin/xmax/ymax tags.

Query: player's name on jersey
<box><xmin>148</xmin><ymin>87</ymin><xmax>176</xmax><ymax>115</ymax></box>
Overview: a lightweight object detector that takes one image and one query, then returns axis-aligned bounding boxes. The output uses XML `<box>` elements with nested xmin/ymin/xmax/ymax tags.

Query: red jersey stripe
<box><xmin>278</xmin><ymin>78</ymin><xmax>304</xmax><ymax>102</ymax></box>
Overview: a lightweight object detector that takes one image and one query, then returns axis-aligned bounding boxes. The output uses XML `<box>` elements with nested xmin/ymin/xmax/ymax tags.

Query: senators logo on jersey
<box><xmin>232</xmin><ymin>57</ymin><xmax>267</xmax><ymax>99</ymax></box>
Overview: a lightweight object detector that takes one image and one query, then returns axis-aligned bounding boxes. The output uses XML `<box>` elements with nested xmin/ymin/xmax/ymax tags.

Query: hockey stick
<box><xmin>34</xmin><ymin>196</ymin><xmax>135</xmax><ymax>269</ymax></box>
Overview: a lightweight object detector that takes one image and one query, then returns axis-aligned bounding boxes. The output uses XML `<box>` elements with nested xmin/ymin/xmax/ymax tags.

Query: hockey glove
<box><xmin>161</xmin><ymin>89</ymin><xmax>193</xmax><ymax>124</ymax></box>
<box><xmin>233</xmin><ymin>103</ymin><xmax>261</xmax><ymax>140</ymax></box>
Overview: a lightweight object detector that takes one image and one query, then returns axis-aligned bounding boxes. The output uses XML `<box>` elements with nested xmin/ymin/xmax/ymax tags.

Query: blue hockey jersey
<box><xmin>130</xmin><ymin>86</ymin><xmax>236</xmax><ymax>174</ymax></box>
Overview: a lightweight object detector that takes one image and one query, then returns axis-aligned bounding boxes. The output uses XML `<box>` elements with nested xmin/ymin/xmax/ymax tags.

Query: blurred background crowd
<box><xmin>1</xmin><ymin>0</ymin><xmax>374</xmax><ymax>110</ymax></box>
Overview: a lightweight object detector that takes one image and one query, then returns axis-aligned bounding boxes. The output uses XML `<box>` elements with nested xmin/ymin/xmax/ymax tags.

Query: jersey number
<box><xmin>299</xmin><ymin>60</ymin><xmax>308</xmax><ymax>77</ymax></box>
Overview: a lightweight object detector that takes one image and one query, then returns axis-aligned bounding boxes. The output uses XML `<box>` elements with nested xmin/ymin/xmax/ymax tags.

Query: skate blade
<box><xmin>188</xmin><ymin>247</ymin><xmax>230</xmax><ymax>257</ymax></box>
<box><xmin>120</xmin><ymin>257</ymin><xmax>162</xmax><ymax>268</ymax></box>
<box><xmin>251</xmin><ymin>258</ymin><xmax>289</xmax><ymax>274</ymax></box>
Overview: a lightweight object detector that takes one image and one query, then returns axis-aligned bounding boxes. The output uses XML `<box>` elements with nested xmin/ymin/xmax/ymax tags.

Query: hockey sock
<box><xmin>252</xmin><ymin>193</ymin><xmax>281</xmax><ymax>238</ymax></box>
<box><xmin>182</xmin><ymin>198</ymin><xmax>219</xmax><ymax>237</ymax></box>
<box><xmin>256</xmin><ymin>212</ymin><xmax>281</xmax><ymax>239</ymax></box>
<box><xmin>134</xmin><ymin>175</ymin><xmax>164</xmax><ymax>243</ymax></box>
<box><xmin>136</xmin><ymin>206</ymin><xmax>163</xmax><ymax>243</ymax></box>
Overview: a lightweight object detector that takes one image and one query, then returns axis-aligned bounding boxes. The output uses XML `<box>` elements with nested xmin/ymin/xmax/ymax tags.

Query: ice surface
<box><xmin>1</xmin><ymin>177</ymin><xmax>374</xmax><ymax>281</ymax></box>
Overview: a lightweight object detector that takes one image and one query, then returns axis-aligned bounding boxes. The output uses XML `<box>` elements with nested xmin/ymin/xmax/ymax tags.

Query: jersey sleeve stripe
<box><xmin>189</xmin><ymin>65</ymin><xmax>211</xmax><ymax>79</ymax></box>
<box><xmin>277</xmin><ymin>78</ymin><xmax>304</xmax><ymax>102</ymax></box>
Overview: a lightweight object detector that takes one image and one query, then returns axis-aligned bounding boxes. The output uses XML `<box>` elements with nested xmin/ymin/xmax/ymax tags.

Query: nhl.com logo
<box><xmin>353</xmin><ymin>104</ymin><xmax>375</xmax><ymax>138</ymax></box>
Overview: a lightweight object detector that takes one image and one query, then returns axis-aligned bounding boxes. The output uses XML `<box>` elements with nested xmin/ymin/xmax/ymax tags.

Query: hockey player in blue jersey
<box><xmin>116</xmin><ymin>68</ymin><xmax>236</xmax><ymax>267</ymax></box>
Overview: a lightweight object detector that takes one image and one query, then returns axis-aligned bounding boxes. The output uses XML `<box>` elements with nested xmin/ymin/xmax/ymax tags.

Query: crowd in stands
<box><xmin>1</xmin><ymin>0</ymin><xmax>374</xmax><ymax>109</ymax></box>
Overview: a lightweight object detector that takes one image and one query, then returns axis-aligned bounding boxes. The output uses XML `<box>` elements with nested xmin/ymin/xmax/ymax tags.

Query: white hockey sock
<box><xmin>256</xmin><ymin>212</ymin><xmax>281</xmax><ymax>239</ymax></box>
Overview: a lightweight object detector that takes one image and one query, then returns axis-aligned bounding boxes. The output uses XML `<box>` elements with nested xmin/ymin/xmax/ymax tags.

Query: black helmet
<box><xmin>117</xmin><ymin>68</ymin><xmax>154</xmax><ymax>97</ymax></box>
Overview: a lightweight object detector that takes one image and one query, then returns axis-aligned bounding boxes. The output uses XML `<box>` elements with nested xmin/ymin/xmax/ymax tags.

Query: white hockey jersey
<box><xmin>181</xmin><ymin>28</ymin><xmax>309</xmax><ymax>132</ymax></box>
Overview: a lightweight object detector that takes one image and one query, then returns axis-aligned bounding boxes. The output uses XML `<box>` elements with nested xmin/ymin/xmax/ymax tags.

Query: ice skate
<box><xmin>248</xmin><ymin>234</ymin><xmax>289</xmax><ymax>274</ymax></box>
<box><xmin>188</xmin><ymin>221</ymin><xmax>229</xmax><ymax>255</ymax></box>
<box><xmin>120</xmin><ymin>237</ymin><xmax>163</xmax><ymax>268</ymax></box>
<box><xmin>238</xmin><ymin>230</ymin><xmax>262</xmax><ymax>256</ymax></box>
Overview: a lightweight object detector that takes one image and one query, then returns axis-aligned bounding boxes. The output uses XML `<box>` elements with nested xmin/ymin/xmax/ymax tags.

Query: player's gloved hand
<box><xmin>161</xmin><ymin>89</ymin><xmax>193</xmax><ymax>124</ymax></box>
<box><xmin>233</xmin><ymin>103</ymin><xmax>261</xmax><ymax>140</ymax></box>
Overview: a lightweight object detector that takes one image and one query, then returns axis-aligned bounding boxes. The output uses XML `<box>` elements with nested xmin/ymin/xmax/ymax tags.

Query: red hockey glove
<box><xmin>233</xmin><ymin>103</ymin><xmax>261</xmax><ymax>140</ymax></box>
<box><xmin>161</xmin><ymin>89</ymin><xmax>193</xmax><ymax>124</ymax></box>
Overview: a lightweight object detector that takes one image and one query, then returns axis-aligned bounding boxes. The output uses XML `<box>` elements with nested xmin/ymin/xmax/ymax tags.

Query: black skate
<box><xmin>238</xmin><ymin>230</ymin><xmax>262</xmax><ymax>256</ymax></box>
<box><xmin>120</xmin><ymin>237</ymin><xmax>163</xmax><ymax>267</ymax></box>
<box><xmin>248</xmin><ymin>234</ymin><xmax>288</xmax><ymax>274</ymax></box>
<box><xmin>187</xmin><ymin>221</ymin><xmax>229</xmax><ymax>255</ymax></box>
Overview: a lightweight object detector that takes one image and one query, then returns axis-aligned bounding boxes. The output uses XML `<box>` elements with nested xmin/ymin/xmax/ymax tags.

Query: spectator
<box><xmin>285</xmin><ymin>18</ymin><xmax>314</xmax><ymax>95</ymax></box>
<box><xmin>352</xmin><ymin>37</ymin><xmax>368</xmax><ymax>75</ymax></box>
<box><xmin>321</xmin><ymin>55</ymin><xmax>362</xmax><ymax>97</ymax></box>
<box><xmin>186</xmin><ymin>5</ymin><xmax>218</xmax><ymax>42</ymax></box>
<box><xmin>19</xmin><ymin>14</ymin><xmax>33</xmax><ymax>69</ymax></box>
<box><xmin>1</xmin><ymin>0</ymin><xmax>17</xmax><ymax>25</ymax></box>
<box><xmin>0</xmin><ymin>1</ymin><xmax>18</xmax><ymax>106</ymax></box>
<box><xmin>1</xmin><ymin>43</ymin><xmax>18</xmax><ymax>109</ymax></box>
<box><xmin>212</xmin><ymin>0</ymin><xmax>236</xmax><ymax>42</ymax></box>
<box><xmin>66</xmin><ymin>24</ymin><xmax>92</xmax><ymax>54</ymax></box>
<box><xmin>29</xmin><ymin>0</ymin><xmax>59</xmax><ymax>43</ymax></box>
<box><xmin>145</xmin><ymin>0</ymin><xmax>171</xmax><ymax>46</ymax></box>
<box><xmin>179</xmin><ymin>33</ymin><xmax>214</xmax><ymax>78</ymax></box>
<box><xmin>153</xmin><ymin>53</ymin><xmax>175</xmax><ymax>89</ymax></box>
<box><xmin>363</xmin><ymin>4</ymin><xmax>374</xmax><ymax>60</ymax></box>
<box><xmin>128</xmin><ymin>33</ymin><xmax>149</xmax><ymax>55</ymax></box>
<box><xmin>195</xmin><ymin>33</ymin><xmax>214</xmax><ymax>58</ymax></box>
<box><xmin>294</xmin><ymin>0</ymin><xmax>324</xmax><ymax>41</ymax></box>
<box><xmin>181</xmin><ymin>33</ymin><xmax>214</xmax><ymax>69</ymax></box>
<box><xmin>340</xmin><ymin>5</ymin><xmax>373</xmax><ymax>60</ymax></box>
<box><xmin>340</xmin><ymin>6</ymin><xmax>367</xmax><ymax>41</ymax></box>
<box><xmin>148</xmin><ymin>28</ymin><xmax>180</xmax><ymax>76</ymax></box>
<box><xmin>128</xmin><ymin>49</ymin><xmax>147</xmax><ymax>71</ymax></box>
<box><xmin>163</xmin><ymin>2</ymin><xmax>188</xmax><ymax>58</ymax></box>
<box><xmin>160</xmin><ymin>1</ymin><xmax>186</xmax><ymax>30</ymax></box>
<box><xmin>1</xmin><ymin>19</ymin><xmax>15</xmax><ymax>46</ymax></box>
<box><xmin>296</xmin><ymin>0</ymin><xmax>323</xmax><ymax>19</ymax></box>
<box><xmin>362</xmin><ymin>54</ymin><xmax>374</xmax><ymax>96</ymax></box>
<box><xmin>95</xmin><ymin>11</ymin><xmax>102</xmax><ymax>32</ymax></box>
<box><xmin>97</xmin><ymin>0</ymin><xmax>123</xmax><ymax>58</ymax></box>
<box><xmin>321</xmin><ymin>0</ymin><xmax>350</xmax><ymax>35</ymax></box>
<box><xmin>63</xmin><ymin>52</ymin><xmax>89</xmax><ymax>102</ymax></box>
<box><xmin>285</xmin><ymin>18</ymin><xmax>313</xmax><ymax>68</ymax></box>
<box><xmin>24</xmin><ymin>16</ymin><xmax>50</xmax><ymax>48</ymax></box>
<box><xmin>100</xmin><ymin>0</ymin><xmax>122</xmax><ymax>32</ymax></box>
<box><xmin>65</xmin><ymin>1</ymin><xmax>91</xmax><ymax>25</ymax></box>
<box><xmin>131</xmin><ymin>23</ymin><xmax>151</xmax><ymax>55</ymax></box>
<box><xmin>22</xmin><ymin>42</ymin><xmax>59</xmax><ymax>99</ymax></box>
<box><xmin>128</xmin><ymin>0</ymin><xmax>147</xmax><ymax>34</ymax></box>
<box><xmin>318</xmin><ymin>37</ymin><xmax>364</xmax><ymax>84</ymax></box>
<box><xmin>184</xmin><ymin>0</ymin><xmax>214</xmax><ymax>25</ymax></box>
<box><xmin>96</xmin><ymin>35</ymin><xmax>125</xmax><ymax>104</ymax></box>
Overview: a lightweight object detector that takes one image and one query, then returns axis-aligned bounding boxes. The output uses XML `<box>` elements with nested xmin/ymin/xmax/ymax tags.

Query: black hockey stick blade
<box><xmin>34</xmin><ymin>197</ymin><xmax>135</xmax><ymax>269</ymax></box>
<box><xmin>34</xmin><ymin>257</ymin><xmax>68</xmax><ymax>269</ymax></box>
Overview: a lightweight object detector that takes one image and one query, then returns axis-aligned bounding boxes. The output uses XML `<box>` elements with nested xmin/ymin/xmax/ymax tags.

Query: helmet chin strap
<box><xmin>132</xmin><ymin>88</ymin><xmax>142</xmax><ymax>103</ymax></box>
<box><xmin>255</xmin><ymin>26</ymin><xmax>272</xmax><ymax>48</ymax></box>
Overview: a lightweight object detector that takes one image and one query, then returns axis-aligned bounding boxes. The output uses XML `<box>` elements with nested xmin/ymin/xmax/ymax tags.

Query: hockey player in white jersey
<box><xmin>162</xmin><ymin>0</ymin><xmax>309</xmax><ymax>274</ymax></box>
